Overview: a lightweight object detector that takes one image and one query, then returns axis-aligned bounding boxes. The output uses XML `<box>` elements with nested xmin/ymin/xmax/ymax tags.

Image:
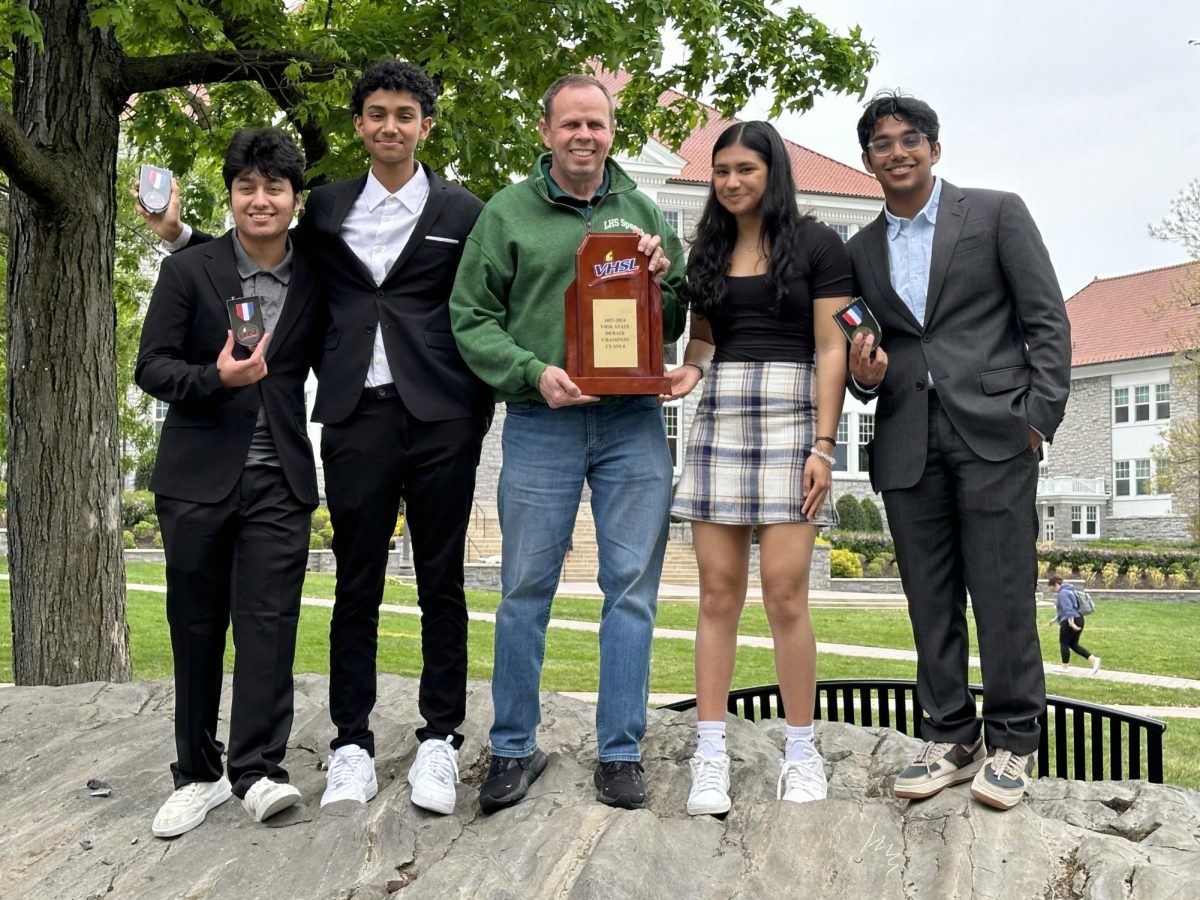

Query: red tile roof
<box><xmin>594</xmin><ymin>71</ymin><xmax>882</xmax><ymax>200</ymax></box>
<box><xmin>1066</xmin><ymin>261</ymin><xmax>1200</xmax><ymax>366</ymax></box>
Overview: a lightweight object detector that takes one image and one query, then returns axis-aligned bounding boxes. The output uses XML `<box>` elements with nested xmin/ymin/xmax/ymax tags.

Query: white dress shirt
<box><xmin>340</xmin><ymin>166</ymin><xmax>430</xmax><ymax>387</ymax></box>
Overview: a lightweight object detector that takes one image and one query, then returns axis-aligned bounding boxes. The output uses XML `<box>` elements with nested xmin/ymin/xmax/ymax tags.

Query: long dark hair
<box><xmin>683</xmin><ymin>121</ymin><xmax>809</xmax><ymax>319</ymax></box>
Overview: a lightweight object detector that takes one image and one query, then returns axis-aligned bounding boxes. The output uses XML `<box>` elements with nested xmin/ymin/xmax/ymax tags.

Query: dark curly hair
<box><xmin>683</xmin><ymin>121</ymin><xmax>810</xmax><ymax>319</ymax></box>
<box><xmin>351</xmin><ymin>59</ymin><xmax>439</xmax><ymax>118</ymax></box>
<box><xmin>855</xmin><ymin>90</ymin><xmax>939</xmax><ymax>151</ymax></box>
<box><xmin>222</xmin><ymin>127</ymin><xmax>305</xmax><ymax>194</ymax></box>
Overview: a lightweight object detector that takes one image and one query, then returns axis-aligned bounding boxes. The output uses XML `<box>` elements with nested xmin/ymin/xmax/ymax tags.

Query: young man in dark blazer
<box><xmin>138</xmin><ymin>129</ymin><xmax>322</xmax><ymax>837</ymax></box>
<box><xmin>845</xmin><ymin>92</ymin><xmax>1070</xmax><ymax>811</ymax></box>
<box><xmin>144</xmin><ymin>61</ymin><xmax>490</xmax><ymax>815</ymax></box>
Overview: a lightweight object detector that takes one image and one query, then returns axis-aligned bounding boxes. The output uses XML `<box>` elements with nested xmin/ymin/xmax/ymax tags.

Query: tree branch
<box><xmin>120</xmin><ymin>49</ymin><xmax>341</xmax><ymax>96</ymax></box>
<box><xmin>0</xmin><ymin>103</ymin><xmax>72</xmax><ymax>212</ymax></box>
<box><xmin>205</xmin><ymin>4</ymin><xmax>335</xmax><ymax>172</ymax></box>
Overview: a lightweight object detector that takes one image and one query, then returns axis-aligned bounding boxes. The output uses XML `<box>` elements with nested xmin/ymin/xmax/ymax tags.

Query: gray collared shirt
<box><xmin>231</xmin><ymin>233</ymin><xmax>294</xmax><ymax>468</ymax></box>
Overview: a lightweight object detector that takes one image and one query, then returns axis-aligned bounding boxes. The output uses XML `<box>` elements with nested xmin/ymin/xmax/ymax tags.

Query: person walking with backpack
<box><xmin>1046</xmin><ymin>575</ymin><xmax>1100</xmax><ymax>673</ymax></box>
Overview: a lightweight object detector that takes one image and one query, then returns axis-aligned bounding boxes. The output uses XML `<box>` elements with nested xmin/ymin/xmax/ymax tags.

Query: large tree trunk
<box><xmin>8</xmin><ymin>0</ymin><xmax>130</xmax><ymax>683</ymax></box>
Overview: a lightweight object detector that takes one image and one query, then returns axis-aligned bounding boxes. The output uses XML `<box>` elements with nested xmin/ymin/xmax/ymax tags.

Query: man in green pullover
<box><xmin>450</xmin><ymin>73</ymin><xmax>685</xmax><ymax>812</ymax></box>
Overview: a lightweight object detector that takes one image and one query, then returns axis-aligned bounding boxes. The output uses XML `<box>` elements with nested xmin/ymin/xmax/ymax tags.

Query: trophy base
<box><xmin>573</xmin><ymin>376</ymin><xmax>671</xmax><ymax>395</ymax></box>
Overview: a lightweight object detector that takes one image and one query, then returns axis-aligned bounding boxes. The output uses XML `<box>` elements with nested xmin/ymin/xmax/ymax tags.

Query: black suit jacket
<box><xmin>847</xmin><ymin>181</ymin><xmax>1071</xmax><ymax>492</ymax></box>
<box><xmin>136</xmin><ymin>232</ymin><xmax>322</xmax><ymax>505</ymax></box>
<box><xmin>189</xmin><ymin>164</ymin><xmax>490</xmax><ymax>427</ymax></box>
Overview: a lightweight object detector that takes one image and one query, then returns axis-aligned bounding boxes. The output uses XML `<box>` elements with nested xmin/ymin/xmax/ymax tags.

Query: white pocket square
<box><xmin>425</xmin><ymin>235</ymin><xmax>460</xmax><ymax>244</ymax></box>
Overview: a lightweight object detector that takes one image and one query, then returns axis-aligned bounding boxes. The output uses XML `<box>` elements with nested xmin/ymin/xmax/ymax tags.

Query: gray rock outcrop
<box><xmin>1</xmin><ymin>675</ymin><xmax>1197</xmax><ymax>899</ymax></box>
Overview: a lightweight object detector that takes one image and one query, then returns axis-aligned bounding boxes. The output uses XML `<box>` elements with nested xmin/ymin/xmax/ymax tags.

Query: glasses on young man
<box><xmin>867</xmin><ymin>132</ymin><xmax>927</xmax><ymax>157</ymax></box>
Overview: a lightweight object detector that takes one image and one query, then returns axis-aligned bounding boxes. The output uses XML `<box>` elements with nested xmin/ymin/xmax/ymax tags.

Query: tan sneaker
<box><xmin>893</xmin><ymin>738</ymin><xmax>985</xmax><ymax>800</ymax></box>
<box><xmin>970</xmin><ymin>749</ymin><xmax>1034</xmax><ymax>810</ymax></box>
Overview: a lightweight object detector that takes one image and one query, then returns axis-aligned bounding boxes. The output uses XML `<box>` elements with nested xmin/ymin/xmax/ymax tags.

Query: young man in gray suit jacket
<box><xmin>845</xmin><ymin>92</ymin><xmax>1070</xmax><ymax>810</ymax></box>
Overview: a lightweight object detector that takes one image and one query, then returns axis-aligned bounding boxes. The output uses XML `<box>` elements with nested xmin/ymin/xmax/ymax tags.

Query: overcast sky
<box><xmin>736</xmin><ymin>1</ymin><xmax>1198</xmax><ymax>297</ymax></box>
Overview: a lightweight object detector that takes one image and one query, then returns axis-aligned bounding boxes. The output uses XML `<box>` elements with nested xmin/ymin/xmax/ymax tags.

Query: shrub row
<box><xmin>826</xmin><ymin>530</ymin><xmax>1200</xmax><ymax>585</ymax></box>
<box><xmin>833</xmin><ymin>495</ymin><xmax>884</xmax><ymax>532</ymax></box>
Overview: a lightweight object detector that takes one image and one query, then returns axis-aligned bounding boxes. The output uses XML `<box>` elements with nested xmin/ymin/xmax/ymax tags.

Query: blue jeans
<box><xmin>490</xmin><ymin>397</ymin><xmax>673</xmax><ymax>762</ymax></box>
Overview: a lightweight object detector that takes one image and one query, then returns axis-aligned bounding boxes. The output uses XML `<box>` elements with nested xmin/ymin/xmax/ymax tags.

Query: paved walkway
<box><xmin>15</xmin><ymin>577</ymin><xmax>1195</xmax><ymax>717</ymax></box>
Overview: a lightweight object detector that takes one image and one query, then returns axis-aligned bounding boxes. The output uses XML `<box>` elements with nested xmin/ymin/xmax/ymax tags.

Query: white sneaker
<box><xmin>408</xmin><ymin>736</ymin><xmax>460</xmax><ymax>815</ymax></box>
<box><xmin>321</xmin><ymin>744</ymin><xmax>378</xmax><ymax>807</ymax></box>
<box><xmin>242</xmin><ymin>777</ymin><xmax>301</xmax><ymax>822</ymax></box>
<box><xmin>686</xmin><ymin>753</ymin><xmax>731</xmax><ymax>816</ymax></box>
<box><xmin>1092</xmin><ymin>656</ymin><xmax>1102</xmax><ymax>673</ymax></box>
<box><xmin>152</xmin><ymin>776</ymin><xmax>232</xmax><ymax>838</ymax></box>
<box><xmin>777</xmin><ymin>756</ymin><xmax>828</xmax><ymax>805</ymax></box>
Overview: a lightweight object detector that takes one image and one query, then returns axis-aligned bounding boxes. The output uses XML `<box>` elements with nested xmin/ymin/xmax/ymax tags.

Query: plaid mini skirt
<box><xmin>671</xmin><ymin>360</ymin><xmax>836</xmax><ymax>526</ymax></box>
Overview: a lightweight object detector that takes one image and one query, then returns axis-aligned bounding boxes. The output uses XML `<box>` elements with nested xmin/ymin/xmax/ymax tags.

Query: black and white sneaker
<box><xmin>893</xmin><ymin>737</ymin><xmax>985</xmax><ymax>800</ymax></box>
<box><xmin>970</xmin><ymin>748</ymin><xmax>1034</xmax><ymax>810</ymax></box>
<box><xmin>478</xmin><ymin>749</ymin><xmax>548</xmax><ymax>814</ymax></box>
<box><xmin>594</xmin><ymin>761</ymin><xmax>646</xmax><ymax>810</ymax></box>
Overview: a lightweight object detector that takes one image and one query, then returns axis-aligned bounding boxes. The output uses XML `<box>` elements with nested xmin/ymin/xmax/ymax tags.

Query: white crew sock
<box><xmin>785</xmin><ymin>723</ymin><xmax>817</xmax><ymax>762</ymax></box>
<box><xmin>696</xmin><ymin>721</ymin><xmax>727</xmax><ymax>758</ymax></box>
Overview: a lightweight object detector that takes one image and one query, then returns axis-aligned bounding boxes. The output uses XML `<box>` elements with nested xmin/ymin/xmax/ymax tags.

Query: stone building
<box><xmin>1041</xmin><ymin>261</ymin><xmax>1200</xmax><ymax>544</ymax></box>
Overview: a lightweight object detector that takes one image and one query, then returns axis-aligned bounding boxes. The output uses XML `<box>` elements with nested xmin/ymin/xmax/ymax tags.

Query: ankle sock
<box><xmin>785</xmin><ymin>724</ymin><xmax>817</xmax><ymax>762</ymax></box>
<box><xmin>696</xmin><ymin>721</ymin><xmax>727</xmax><ymax>758</ymax></box>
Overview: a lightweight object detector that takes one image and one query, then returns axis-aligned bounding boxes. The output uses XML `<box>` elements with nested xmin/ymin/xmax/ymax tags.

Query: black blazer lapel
<box><xmin>923</xmin><ymin>181</ymin><xmax>967</xmax><ymax>326</ymax></box>
<box><xmin>202</xmin><ymin>233</ymin><xmax>246</xmax><ymax>318</ymax></box>
<box><xmin>861</xmin><ymin>216</ymin><xmax>922</xmax><ymax>334</ymax></box>
<box><xmin>265</xmin><ymin>256</ymin><xmax>315</xmax><ymax>362</ymax></box>
<box><xmin>327</xmin><ymin>175</ymin><xmax>368</xmax><ymax>231</ymax></box>
<box><xmin>381</xmin><ymin>164</ymin><xmax>448</xmax><ymax>285</ymax></box>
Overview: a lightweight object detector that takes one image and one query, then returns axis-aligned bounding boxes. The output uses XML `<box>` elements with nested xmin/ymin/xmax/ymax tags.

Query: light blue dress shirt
<box><xmin>884</xmin><ymin>176</ymin><xmax>942</xmax><ymax>326</ymax></box>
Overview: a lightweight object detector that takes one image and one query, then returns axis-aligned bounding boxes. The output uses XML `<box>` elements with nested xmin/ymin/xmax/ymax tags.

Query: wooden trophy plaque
<box><xmin>563</xmin><ymin>232</ymin><xmax>670</xmax><ymax>395</ymax></box>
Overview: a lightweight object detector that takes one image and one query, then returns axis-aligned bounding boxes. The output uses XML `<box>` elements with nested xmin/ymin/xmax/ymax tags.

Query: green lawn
<box><xmin>3</xmin><ymin>563</ymin><xmax>1198</xmax><ymax>788</ymax></box>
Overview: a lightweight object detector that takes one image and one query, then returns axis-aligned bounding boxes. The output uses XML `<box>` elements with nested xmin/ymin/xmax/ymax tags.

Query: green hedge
<box><xmin>1037</xmin><ymin>544</ymin><xmax>1200</xmax><ymax>577</ymax></box>
<box><xmin>828</xmin><ymin>530</ymin><xmax>1200</xmax><ymax>584</ymax></box>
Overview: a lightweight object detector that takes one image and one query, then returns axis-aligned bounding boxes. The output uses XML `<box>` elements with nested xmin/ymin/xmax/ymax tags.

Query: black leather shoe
<box><xmin>594</xmin><ymin>761</ymin><xmax>646</xmax><ymax>809</ymax></box>
<box><xmin>478</xmin><ymin>749</ymin><xmax>548</xmax><ymax>814</ymax></box>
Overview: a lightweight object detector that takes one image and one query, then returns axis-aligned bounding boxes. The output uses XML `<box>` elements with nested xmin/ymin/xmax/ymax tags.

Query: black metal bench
<box><xmin>661</xmin><ymin>679</ymin><xmax>1166</xmax><ymax>783</ymax></box>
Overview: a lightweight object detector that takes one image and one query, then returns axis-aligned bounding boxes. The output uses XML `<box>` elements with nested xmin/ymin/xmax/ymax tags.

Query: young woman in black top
<box><xmin>666</xmin><ymin>121</ymin><xmax>850</xmax><ymax>815</ymax></box>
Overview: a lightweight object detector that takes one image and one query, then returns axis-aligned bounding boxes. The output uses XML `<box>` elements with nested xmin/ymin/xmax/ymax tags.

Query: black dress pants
<box><xmin>321</xmin><ymin>388</ymin><xmax>484</xmax><ymax>755</ymax></box>
<box><xmin>157</xmin><ymin>465</ymin><xmax>311</xmax><ymax>798</ymax></box>
<box><xmin>881</xmin><ymin>393</ymin><xmax>1046</xmax><ymax>755</ymax></box>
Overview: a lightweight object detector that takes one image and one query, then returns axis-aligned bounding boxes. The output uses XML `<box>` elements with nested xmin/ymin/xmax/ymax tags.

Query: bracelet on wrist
<box><xmin>815</xmin><ymin>435</ymin><xmax>837</xmax><ymax>447</ymax></box>
<box><xmin>682</xmin><ymin>362</ymin><xmax>705</xmax><ymax>378</ymax></box>
<box><xmin>810</xmin><ymin>446</ymin><xmax>835</xmax><ymax>467</ymax></box>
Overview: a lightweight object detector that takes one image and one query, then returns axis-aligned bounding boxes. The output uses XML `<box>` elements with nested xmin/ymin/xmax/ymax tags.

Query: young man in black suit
<box><xmin>143</xmin><ymin>61</ymin><xmax>490</xmax><ymax>815</ymax></box>
<box><xmin>845</xmin><ymin>92</ymin><xmax>1070</xmax><ymax>810</ymax></box>
<box><xmin>137</xmin><ymin>129</ymin><xmax>322</xmax><ymax>837</ymax></box>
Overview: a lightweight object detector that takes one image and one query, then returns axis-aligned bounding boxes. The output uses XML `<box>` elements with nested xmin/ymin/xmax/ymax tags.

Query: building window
<box><xmin>1156</xmin><ymin>383</ymin><xmax>1171</xmax><ymax>420</ymax></box>
<box><xmin>1113</xmin><ymin>387</ymin><xmax>1129</xmax><ymax>423</ymax></box>
<box><xmin>154</xmin><ymin>399</ymin><xmax>169</xmax><ymax>433</ymax></box>
<box><xmin>833</xmin><ymin>413</ymin><xmax>849</xmax><ymax>471</ymax></box>
<box><xmin>662</xmin><ymin>209</ymin><xmax>681</xmax><ymax>235</ymax></box>
<box><xmin>663</xmin><ymin>401</ymin><xmax>682</xmax><ymax>471</ymax></box>
<box><xmin>825</xmin><ymin>222</ymin><xmax>850</xmax><ymax>241</ymax></box>
<box><xmin>1042</xmin><ymin>506</ymin><xmax>1055</xmax><ymax>542</ymax></box>
<box><xmin>857</xmin><ymin>413</ymin><xmax>875</xmax><ymax>472</ymax></box>
<box><xmin>1135</xmin><ymin>458</ymin><xmax>1152</xmax><ymax>495</ymax></box>
<box><xmin>1134</xmin><ymin>385</ymin><xmax>1151</xmax><ymax>421</ymax></box>
<box><xmin>1114</xmin><ymin>460</ymin><xmax>1130</xmax><ymax>496</ymax></box>
<box><xmin>1115</xmin><ymin>458</ymin><xmax>1155</xmax><ymax>496</ymax></box>
<box><xmin>1071</xmin><ymin>504</ymin><xmax>1098</xmax><ymax>538</ymax></box>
